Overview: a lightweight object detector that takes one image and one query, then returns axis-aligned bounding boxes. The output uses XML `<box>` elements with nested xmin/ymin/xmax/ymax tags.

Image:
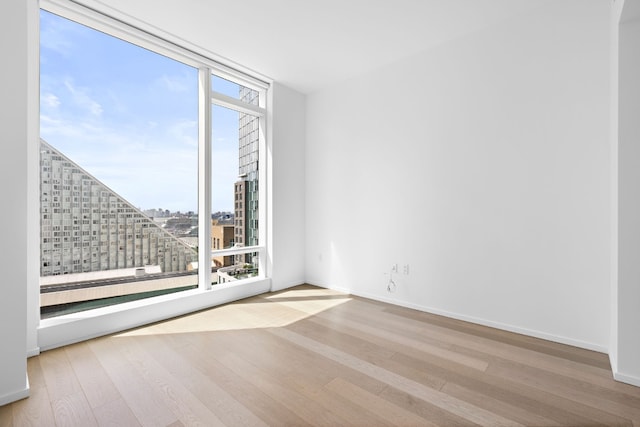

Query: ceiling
<box><xmin>79</xmin><ymin>0</ymin><xmax>551</xmax><ymax>94</ymax></box>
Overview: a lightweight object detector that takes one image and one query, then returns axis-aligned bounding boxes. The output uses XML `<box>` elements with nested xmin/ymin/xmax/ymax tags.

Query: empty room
<box><xmin>2</xmin><ymin>0</ymin><xmax>640</xmax><ymax>425</ymax></box>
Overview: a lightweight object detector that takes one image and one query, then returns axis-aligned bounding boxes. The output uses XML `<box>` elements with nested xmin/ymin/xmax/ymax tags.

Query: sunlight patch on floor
<box><xmin>115</xmin><ymin>287</ymin><xmax>352</xmax><ymax>337</ymax></box>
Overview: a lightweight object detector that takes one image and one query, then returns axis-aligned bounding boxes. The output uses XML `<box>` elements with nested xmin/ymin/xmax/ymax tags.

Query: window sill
<box><xmin>37</xmin><ymin>277</ymin><xmax>271</xmax><ymax>352</ymax></box>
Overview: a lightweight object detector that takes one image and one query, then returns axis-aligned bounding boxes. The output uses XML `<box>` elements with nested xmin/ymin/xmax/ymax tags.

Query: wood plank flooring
<box><xmin>3</xmin><ymin>285</ymin><xmax>640</xmax><ymax>426</ymax></box>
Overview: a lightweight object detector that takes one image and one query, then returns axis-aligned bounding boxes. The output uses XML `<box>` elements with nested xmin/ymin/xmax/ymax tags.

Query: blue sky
<box><xmin>40</xmin><ymin>10</ymin><xmax>241</xmax><ymax>213</ymax></box>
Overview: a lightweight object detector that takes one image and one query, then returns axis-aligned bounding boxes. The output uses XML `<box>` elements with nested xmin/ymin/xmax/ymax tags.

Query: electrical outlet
<box><xmin>403</xmin><ymin>264</ymin><xmax>410</xmax><ymax>275</ymax></box>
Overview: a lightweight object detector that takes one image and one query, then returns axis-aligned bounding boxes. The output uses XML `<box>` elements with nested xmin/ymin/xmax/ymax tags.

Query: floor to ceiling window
<box><xmin>39</xmin><ymin>2</ymin><xmax>268</xmax><ymax>320</ymax></box>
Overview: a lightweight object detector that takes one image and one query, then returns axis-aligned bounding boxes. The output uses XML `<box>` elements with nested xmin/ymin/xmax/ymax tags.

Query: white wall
<box><xmin>26</xmin><ymin>0</ymin><xmax>41</xmax><ymax>359</ymax></box>
<box><xmin>0</xmin><ymin>0</ymin><xmax>30</xmax><ymax>406</ymax></box>
<box><xmin>616</xmin><ymin>0</ymin><xmax>640</xmax><ymax>386</ymax></box>
<box><xmin>306</xmin><ymin>0</ymin><xmax>611</xmax><ymax>351</ymax></box>
<box><xmin>609</xmin><ymin>0</ymin><xmax>623</xmax><ymax>375</ymax></box>
<box><xmin>269</xmin><ymin>83</ymin><xmax>307</xmax><ymax>291</ymax></box>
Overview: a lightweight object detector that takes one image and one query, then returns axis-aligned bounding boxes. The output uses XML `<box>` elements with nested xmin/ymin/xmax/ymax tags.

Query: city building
<box><xmin>234</xmin><ymin>87</ymin><xmax>260</xmax><ymax>264</ymax></box>
<box><xmin>211</xmin><ymin>221</ymin><xmax>234</xmax><ymax>267</ymax></box>
<box><xmin>40</xmin><ymin>139</ymin><xmax>197</xmax><ymax>278</ymax></box>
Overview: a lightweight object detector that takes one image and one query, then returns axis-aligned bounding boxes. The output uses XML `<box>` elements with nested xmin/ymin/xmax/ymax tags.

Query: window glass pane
<box><xmin>40</xmin><ymin>10</ymin><xmax>198</xmax><ymax>318</ymax></box>
<box><xmin>211</xmin><ymin>99</ymin><xmax>260</xmax><ymax>285</ymax></box>
<box><xmin>215</xmin><ymin>252</ymin><xmax>260</xmax><ymax>285</ymax></box>
<box><xmin>212</xmin><ymin>75</ymin><xmax>259</xmax><ymax>106</ymax></box>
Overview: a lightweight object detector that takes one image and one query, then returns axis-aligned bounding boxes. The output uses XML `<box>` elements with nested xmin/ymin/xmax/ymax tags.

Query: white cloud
<box><xmin>42</xmin><ymin>93</ymin><xmax>61</xmax><ymax>108</ymax></box>
<box><xmin>40</xmin><ymin>10</ymin><xmax>88</xmax><ymax>57</ymax></box>
<box><xmin>157</xmin><ymin>74</ymin><xmax>190</xmax><ymax>93</ymax></box>
<box><xmin>64</xmin><ymin>79</ymin><xmax>103</xmax><ymax>116</ymax></box>
<box><xmin>40</xmin><ymin>25</ymin><xmax>73</xmax><ymax>56</ymax></box>
<box><xmin>106</xmin><ymin>90</ymin><xmax>128</xmax><ymax>115</ymax></box>
<box><xmin>168</xmin><ymin>119</ymin><xmax>198</xmax><ymax>147</ymax></box>
<box><xmin>40</xmin><ymin>114</ymin><xmax>86</xmax><ymax>139</ymax></box>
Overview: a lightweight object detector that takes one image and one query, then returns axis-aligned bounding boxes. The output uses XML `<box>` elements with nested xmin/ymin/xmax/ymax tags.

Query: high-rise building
<box><xmin>211</xmin><ymin>221</ymin><xmax>234</xmax><ymax>267</ymax></box>
<box><xmin>234</xmin><ymin>87</ymin><xmax>260</xmax><ymax>263</ymax></box>
<box><xmin>40</xmin><ymin>139</ymin><xmax>197</xmax><ymax>277</ymax></box>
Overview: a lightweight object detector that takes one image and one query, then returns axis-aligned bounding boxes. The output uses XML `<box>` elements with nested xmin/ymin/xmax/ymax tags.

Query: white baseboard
<box><xmin>609</xmin><ymin>346</ymin><xmax>640</xmax><ymax>388</ymax></box>
<box><xmin>0</xmin><ymin>375</ymin><xmax>29</xmax><ymax>406</ymax></box>
<box><xmin>310</xmin><ymin>282</ymin><xmax>608</xmax><ymax>354</ymax></box>
<box><xmin>26</xmin><ymin>347</ymin><xmax>40</xmax><ymax>358</ymax></box>
<box><xmin>613</xmin><ymin>370</ymin><xmax>640</xmax><ymax>387</ymax></box>
<box><xmin>271</xmin><ymin>279</ymin><xmax>306</xmax><ymax>292</ymax></box>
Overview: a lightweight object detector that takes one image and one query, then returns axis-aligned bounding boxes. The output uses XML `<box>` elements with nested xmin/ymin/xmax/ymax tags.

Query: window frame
<box><xmin>202</xmin><ymin>70</ymin><xmax>268</xmax><ymax>290</ymax></box>
<box><xmin>35</xmin><ymin>0</ymin><xmax>271</xmax><ymax>350</ymax></box>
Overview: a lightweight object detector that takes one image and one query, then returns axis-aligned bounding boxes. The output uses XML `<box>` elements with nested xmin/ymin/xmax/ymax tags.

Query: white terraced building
<box><xmin>39</xmin><ymin>139</ymin><xmax>197</xmax><ymax>277</ymax></box>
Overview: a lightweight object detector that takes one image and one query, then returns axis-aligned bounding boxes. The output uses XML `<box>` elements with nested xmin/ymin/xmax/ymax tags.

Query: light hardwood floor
<box><xmin>2</xmin><ymin>285</ymin><xmax>640</xmax><ymax>426</ymax></box>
